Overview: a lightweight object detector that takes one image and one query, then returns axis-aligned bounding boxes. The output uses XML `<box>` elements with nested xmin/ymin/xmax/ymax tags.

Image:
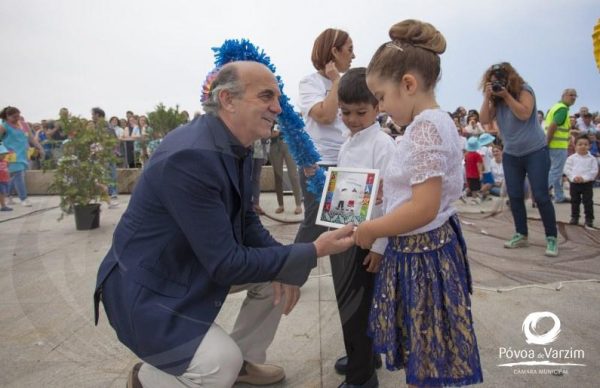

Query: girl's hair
<box><xmin>311</xmin><ymin>28</ymin><xmax>350</xmax><ymax>71</ymax></box>
<box><xmin>109</xmin><ymin>116</ymin><xmax>120</xmax><ymax>125</ymax></box>
<box><xmin>367</xmin><ymin>19</ymin><xmax>446</xmax><ymax>89</ymax></box>
<box><xmin>139</xmin><ymin>115</ymin><xmax>149</xmax><ymax>126</ymax></box>
<box><xmin>492</xmin><ymin>143</ymin><xmax>504</xmax><ymax>151</ymax></box>
<box><xmin>479</xmin><ymin>62</ymin><xmax>525</xmax><ymax>104</ymax></box>
<box><xmin>0</xmin><ymin>106</ymin><xmax>21</xmax><ymax>120</ymax></box>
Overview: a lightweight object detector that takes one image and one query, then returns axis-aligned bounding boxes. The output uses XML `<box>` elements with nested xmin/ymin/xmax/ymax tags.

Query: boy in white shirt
<box><xmin>564</xmin><ymin>135</ymin><xmax>598</xmax><ymax>229</ymax></box>
<box><xmin>331</xmin><ymin>67</ymin><xmax>395</xmax><ymax>388</ymax></box>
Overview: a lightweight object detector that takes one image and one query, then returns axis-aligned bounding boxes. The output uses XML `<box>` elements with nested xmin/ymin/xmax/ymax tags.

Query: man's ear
<box><xmin>401</xmin><ymin>74</ymin><xmax>418</xmax><ymax>95</ymax></box>
<box><xmin>218</xmin><ymin>89</ymin><xmax>236</xmax><ymax>113</ymax></box>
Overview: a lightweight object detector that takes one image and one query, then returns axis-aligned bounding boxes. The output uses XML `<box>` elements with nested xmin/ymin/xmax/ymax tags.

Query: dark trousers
<box><xmin>502</xmin><ymin>146</ymin><xmax>557</xmax><ymax>237</ymax></box>
<box><xmin>294</xmin><ymin>165</ymin><xmax>334</xmax><ymax>243</ymax></box>
<box><xmin>330</xmin><ymin>246</ymin><xmax>375</xmax><ymax>384</ymax></box>
<box><xmin>570</xmin><ymin>181</ymin><xmax>594</xmax><ymax>222</ymax></box>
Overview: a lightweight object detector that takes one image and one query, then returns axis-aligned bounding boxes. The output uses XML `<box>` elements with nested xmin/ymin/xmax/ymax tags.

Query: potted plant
<box><xmin>45</xmin><ymin>116</ymin><xmax>118</xmax><ymax>230</ymax></box>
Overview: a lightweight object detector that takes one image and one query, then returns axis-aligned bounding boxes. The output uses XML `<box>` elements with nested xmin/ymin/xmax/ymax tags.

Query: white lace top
<box><xmin>383</xmin><ymin>108</ymin><xmax>464</xmax><ymax>235</ymax></box>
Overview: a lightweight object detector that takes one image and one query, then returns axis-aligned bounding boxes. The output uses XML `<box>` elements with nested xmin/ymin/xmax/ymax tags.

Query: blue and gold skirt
<box><xmin>368</xmin><ymin>215</ymin><xmax>483</xmax><ymax>386</ymax></box>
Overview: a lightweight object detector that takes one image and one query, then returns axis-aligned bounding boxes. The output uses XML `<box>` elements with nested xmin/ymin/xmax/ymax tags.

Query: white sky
<box><xmin>1</xmin><ymin>0</ymin><xmax>598</xmax><ymax>122</ymax></box>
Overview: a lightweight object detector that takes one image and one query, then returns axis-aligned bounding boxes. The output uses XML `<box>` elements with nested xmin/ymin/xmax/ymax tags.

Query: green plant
<box><xmin>147</xmin><ymin>103</ymin><xmax>189</xmax><ymax>138</ymax></box>
<box><xmin>44</xmin><ymin>116</ymin><xmax>118</xmax><ymax>219</ymax></box>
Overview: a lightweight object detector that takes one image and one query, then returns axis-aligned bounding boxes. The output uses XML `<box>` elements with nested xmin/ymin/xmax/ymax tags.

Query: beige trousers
<box><xmin>138</xmin><ymin>282</ymin><xmax>284</xmax><ymax>387</ymax></box>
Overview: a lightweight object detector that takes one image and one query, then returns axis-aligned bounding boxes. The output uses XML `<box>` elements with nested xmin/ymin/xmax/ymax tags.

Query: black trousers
<box><xmin>330</xmin><ymin>246</ymin><xmax>376</xmax><ymax>384</ymax></box>
<box><xmin>294</xmin><ymin>165</ymin><xmax>334</xmax><ymax>244</ymax></box>
<box><xmin>570</xmin><ymin>181</ymin><xmax>594</xmax><ymax>221</ymax></box>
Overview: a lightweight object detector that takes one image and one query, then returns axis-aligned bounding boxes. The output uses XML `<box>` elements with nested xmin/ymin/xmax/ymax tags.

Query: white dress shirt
<box><xmin>338</xmin><ymin>122</ymin><xmax>395</xmax><ymax>254</ymax></box>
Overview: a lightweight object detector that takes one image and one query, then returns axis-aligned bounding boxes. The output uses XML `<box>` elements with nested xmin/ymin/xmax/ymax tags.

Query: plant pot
<box><xmin>74</xmin><ymin>204</ymin><xmax>101</xmax><ymax>230</ymax></box>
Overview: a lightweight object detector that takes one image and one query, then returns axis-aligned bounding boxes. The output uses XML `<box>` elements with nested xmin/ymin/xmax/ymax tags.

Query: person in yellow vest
<box><xmin>545</xmin><ymin>89</ymin><xmax>577</xmax><ymax>203</ymax></box>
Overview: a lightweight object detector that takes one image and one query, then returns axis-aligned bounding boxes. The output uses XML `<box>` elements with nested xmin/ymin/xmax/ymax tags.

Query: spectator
<box><xmin>453</xmin><ymin>106</ymin><xmax>467</xmax><ymax>127</ymax></box>
<box><xmin>537</xmin><ymin>110</ymin><xmax>545</xmax><ymax>127</ymax></box>
<box><xmin>120</xmin><ymin>116</ymin><xmax>141</xmax><ymax>168</ymax></box>
<box><xmin>269</xmin><ymin>123</ymin><xmax>303</xmax><ymax>215</ymax></box>
<box><xmin>478</xmin><ymin>133</ymin><xmax>495</xmax><ymax>198</ymax></box>
<box><xmin>295</xmin><ymin>28</ymin><xmax>355</xmax><ymax>247</ymax></box>
<box><xmin>92</xmin><ymin>107</ymin><xmax>119</xmax><ymax>206</ymax></box>
<box><xmin>576</xmin><ymin>113</ymin><xmax>597</xmax><ymax>135</ymax></box>
<box><xmin>251</xmin><ymin>138</ymin><xmax>269</xmax><ymax>215</ymax></box>
<box><xmin>109</xmin><ymin>116</ymin><xmax>124</xmax><ymax>137</ymax></box>
<box><xmin>463</xmin><ymin>110</ymin><xmax>485</xmax><ymax>136</ymax></box>
<box><xmin>464</xmin><ymin>136</ymin><xmax>484</xmax><ymax>202</ymax></box>
<box><xmin>0</xmin><ymin>106</ymin><xmax>45</xmax><ymax>207</ymax></box>
<box><xmin>480</xmin><ymin>62</ymin><xmax>559</xmax><ymax>256</ymax></box>
<box><xmin>575</xmin><ymin>106</ymin><xmax>589</xmax><ymax>128</ymax></box>
<box><xmin>564</xmin><ymin>135</ymin><xmax>598</xmax><ymax>228</ymax></box>
<box><xmin>0</xmin><ymin>144</ymin><xmax>12</xmax><ymax>211</ymax></box>
<box><xmin>546</xmin><ymin>89</ymin><xmax>578</xmax><ymax>204</ymax></box>
<box><xmin>490</xmin><ymin>144</ymin><xmax>505</xmax><ymax>196</ymax></box>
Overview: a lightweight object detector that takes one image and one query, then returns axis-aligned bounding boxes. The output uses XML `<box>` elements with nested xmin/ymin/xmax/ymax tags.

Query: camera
<box><xmin>491</xmin><ymin>81</ymin><xmax>505</xmax><ymax>93</ymax></box>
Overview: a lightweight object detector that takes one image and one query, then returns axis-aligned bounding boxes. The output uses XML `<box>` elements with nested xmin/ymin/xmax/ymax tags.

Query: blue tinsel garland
<box><xmin>205</xmin><ymin>39</ymin><xmax>325</xmax><ymax>196</ymax></box>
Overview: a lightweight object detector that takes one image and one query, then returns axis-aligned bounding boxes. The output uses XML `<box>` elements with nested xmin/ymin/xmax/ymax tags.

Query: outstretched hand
<box><xmin>314</xmin><ymin>223</ymin><xmax>355</xmax><ymax>257</ymax></box>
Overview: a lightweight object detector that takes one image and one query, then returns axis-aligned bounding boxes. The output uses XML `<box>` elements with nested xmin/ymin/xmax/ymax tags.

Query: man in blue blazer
<box><xmin>94</xmin><ymin>61</ymin><xmax>355</xmax><ymax>387</ymax></box>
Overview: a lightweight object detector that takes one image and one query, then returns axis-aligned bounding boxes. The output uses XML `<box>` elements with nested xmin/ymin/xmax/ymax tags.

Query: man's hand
<box><xmin>363</xmin><ymin>251</ymin><xmax>383</xmax><ymax>273</ymax></box>
<box><xmin>272</xmin><ymin>282</ymin><xmax>300</xmax><ymax>315</ymax></box>
<box><xmin>313</xmin><ymin>223</ymin><xmax>355</xmax><ymax>257</ymax></box>
<box><xmin>574</xmin><ymin>176</ymin><xmax>583</xmax><ymax>183</ymax></box>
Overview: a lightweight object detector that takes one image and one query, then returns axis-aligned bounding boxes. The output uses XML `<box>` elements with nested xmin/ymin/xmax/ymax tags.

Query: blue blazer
<box><xmin>94</xmin><ymin>114</ymin><xmax>316</xmax><ymax>375</ymax></box>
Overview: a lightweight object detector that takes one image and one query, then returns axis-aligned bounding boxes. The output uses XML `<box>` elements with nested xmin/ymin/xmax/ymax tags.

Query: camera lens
<box><xmin>492</xmin><ymin>83</ymin><xmax>502</xmax><ymax>93</ymax></box>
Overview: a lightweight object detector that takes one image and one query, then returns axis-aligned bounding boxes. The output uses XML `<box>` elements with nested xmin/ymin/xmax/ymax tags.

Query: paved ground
<box><xmin>1</xmin><ymin>192</ymin><xmax>599</xmax><ymax>387</ymax></box>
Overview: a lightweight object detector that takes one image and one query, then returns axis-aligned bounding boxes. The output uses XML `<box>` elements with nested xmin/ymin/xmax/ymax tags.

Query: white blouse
<box><xmin>383</xmin><ymin>109</ymin><xmax>464</xmax><ymax>235</ymax></box>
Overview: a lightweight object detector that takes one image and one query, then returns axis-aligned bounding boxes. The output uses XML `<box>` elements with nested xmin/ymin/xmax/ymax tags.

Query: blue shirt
<box><xmin>1</xmin><ymin>121</ymin><xmax>29</xmax><ymax>173</ymax></box>
<box><xmin>495</xmin><ymin>84</ymin><xmax>547</xmax><ymax>157</ymax></box>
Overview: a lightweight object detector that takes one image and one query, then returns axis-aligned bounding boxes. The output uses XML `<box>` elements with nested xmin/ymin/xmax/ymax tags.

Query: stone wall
<box><xmin>26</xmin><ymin>166</ymin><xmax>277</xmax><ymax>195</ymax></box>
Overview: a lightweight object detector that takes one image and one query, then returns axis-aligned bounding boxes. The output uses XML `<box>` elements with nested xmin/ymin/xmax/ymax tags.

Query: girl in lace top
<box><xmin>354</xmin><ymin>20</ymin><xmax>483</xmax><ymax>387</ymax></box>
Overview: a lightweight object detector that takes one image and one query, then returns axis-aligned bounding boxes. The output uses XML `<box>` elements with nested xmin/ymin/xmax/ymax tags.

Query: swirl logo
<box><xmin>522</xmin><ymin>311</ymin><xmax>561</xmax><ymax>345</ymax></box>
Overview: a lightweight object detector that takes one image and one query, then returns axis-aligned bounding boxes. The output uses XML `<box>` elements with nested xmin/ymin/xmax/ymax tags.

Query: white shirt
<box><xmin>338</xmin><ymin>122</ymin><xmax>395</xmax><ymax>254</ymax></box>
<box><xmin>576</xmin><ymin>122</ymin><xmax>597</xmax><ymax>135</ymax></box>
<box><xmin>384</xmin><ymin>109</ymin><xmax>464</xmax><ymax>235</ymax></box>
<box><xmin>490</xmin><ymin>158</ymin><xmax>504</xmax><ymax>185</ymax></box>
<box><xmin>298</xmin><ymin>72</ymin><xmax>346</xmax><ymax>165</ymax></box>
<box><xmin>477</xmin><ymin>145</ymin><xmax>493</xmax><ymax>173</ymax></box>
<box><xmin>563</xmin><ymin>152</ymin><xmax>599</xmax><ymax>182</ymax></box>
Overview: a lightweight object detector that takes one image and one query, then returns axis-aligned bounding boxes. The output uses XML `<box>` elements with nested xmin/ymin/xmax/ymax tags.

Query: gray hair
<box><xmin>202</xmin><ymin>66</ymin><xmax>245</xmax><ymax>115</ymax></box>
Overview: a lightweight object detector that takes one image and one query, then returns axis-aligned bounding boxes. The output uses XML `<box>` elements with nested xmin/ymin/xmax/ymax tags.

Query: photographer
<box><xmin>479</xmin><ymin>62</ymin><xmax>559</xmax><ymax>257</ymax></box>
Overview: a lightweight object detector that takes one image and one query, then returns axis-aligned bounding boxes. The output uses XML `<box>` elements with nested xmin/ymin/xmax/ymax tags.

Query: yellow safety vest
<box><xmin>545</xmin><ymin>102</ymin><xmax>570</xmax><ymax>149</ymax></box>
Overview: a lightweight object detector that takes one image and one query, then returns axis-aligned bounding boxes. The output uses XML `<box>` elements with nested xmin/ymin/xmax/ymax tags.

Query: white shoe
<box><xmin>7</xmin><ymin>197</ymin><xmax>16</xmax><ymax>205</ymax></box>
<box><xmin>20</xmin><ymin>198</ymin><xmax>33</xmax><ymax>207</ymax></box>
<box><xmin>108</xmin><ymin>200</ymin><xmax>119</xmax><ymax>209</ymax></box>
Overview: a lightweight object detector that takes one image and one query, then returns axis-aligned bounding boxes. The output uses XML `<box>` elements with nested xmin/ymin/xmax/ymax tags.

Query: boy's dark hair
<box><xmin>92</xmin><ymin>107</ymin><xmax>106</xmax><ymax>118</ymax></box>
<box><xmin>575</xmin><ymin>134</ymin><xmax>590</xmax><ymax>144</ymax></box>
<box><xmin>338</xmin><ymin>67</ymin><xmax>378</xmax><ymax>106</ymax></box>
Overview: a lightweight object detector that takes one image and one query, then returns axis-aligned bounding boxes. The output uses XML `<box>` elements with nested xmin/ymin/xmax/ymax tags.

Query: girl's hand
<box><xmin>324</xmin><ymin>61</ymin><xmax>340</xmax><ymax>82</ymax></box>
<box><xmin>355</xmin><ymin>222</ymin><xmax>376</xmax><ymax>250</ymax></box>
<box><xmin>363</xmin><ymin>251</ymin><xmax>383</xmax><ymax>273</ymax></box>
